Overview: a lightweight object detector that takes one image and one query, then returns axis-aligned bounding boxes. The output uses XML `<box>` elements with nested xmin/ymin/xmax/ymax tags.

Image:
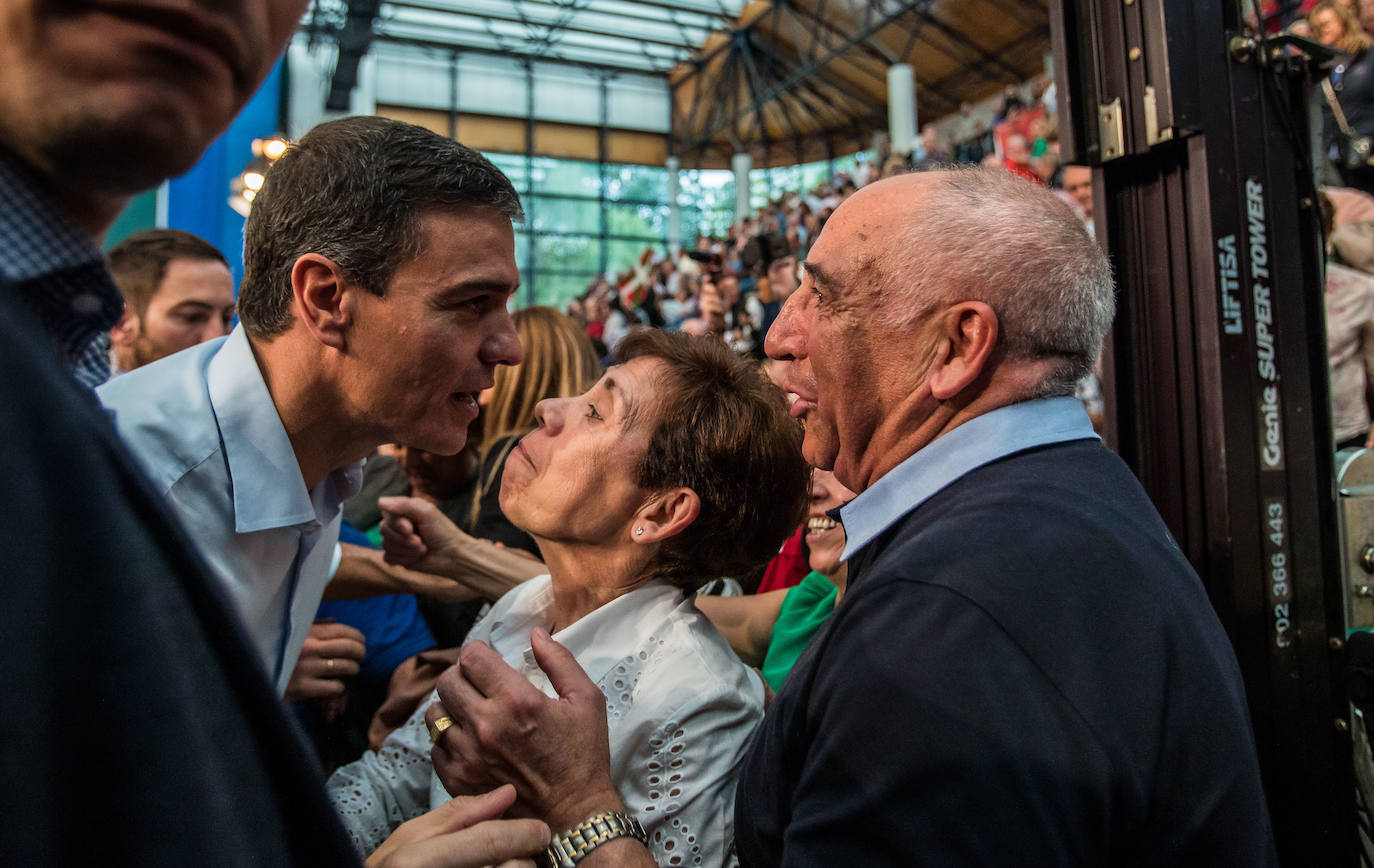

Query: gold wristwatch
<box><xmin>543</xmin><ymin>810</ymin><xmax>648</xmax><ymax>867</ymax></box>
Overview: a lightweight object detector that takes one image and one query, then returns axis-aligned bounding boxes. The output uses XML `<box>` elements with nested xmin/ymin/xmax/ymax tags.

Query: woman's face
<box><xmin>1315</xmin><ymin>8</ymin><xmax>1345</xmax><ymax>47</ymax></box>
<box><xmin>805</xmin><ymin>468</ymin><xmax>856</xmax><ymax>577</ymax></box>
<box><xmin>499</xmin><ymin>356</ymin><xmax>664</xmax><ymax>544</ymax></box>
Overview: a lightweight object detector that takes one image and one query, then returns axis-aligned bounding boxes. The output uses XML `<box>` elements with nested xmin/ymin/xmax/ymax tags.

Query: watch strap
<box><xmin>544</xmin><ymin>810</ymin><xmax>648</xmax><ymax>867</ymax></box>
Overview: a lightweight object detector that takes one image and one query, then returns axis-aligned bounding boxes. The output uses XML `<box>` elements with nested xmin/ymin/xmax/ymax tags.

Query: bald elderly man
<box><xmin>416</xmin><ymin>167</ymin><xmax>1275</xmax><ymax>867</ymax></box>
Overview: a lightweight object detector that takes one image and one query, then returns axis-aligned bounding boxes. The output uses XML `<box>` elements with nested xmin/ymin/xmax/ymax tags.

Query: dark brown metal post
<box><xmin>1053</xmin><ymin>0</ymin><xmax>1352</xmax><ymax>861</ymax></box>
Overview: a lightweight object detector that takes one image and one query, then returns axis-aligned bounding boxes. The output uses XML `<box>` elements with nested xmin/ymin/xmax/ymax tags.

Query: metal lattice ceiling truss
<box><xmin>302</xmin><ymin>0</ymin><xmax>1050</xmax><ymax>168</ymax></box>
<box><xmin>669</xmin><ymin>0</ymin><xmax>1051</xmax><ymax>166</ymax></box>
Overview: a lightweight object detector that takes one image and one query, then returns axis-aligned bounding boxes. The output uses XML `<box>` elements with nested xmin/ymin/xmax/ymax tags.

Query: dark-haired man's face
<box><xmin>345</xmin><ymin>209</ymin><xmax>523</xmax><ymax>455</ymax></box>
<box><xmin>113</xmin><ymin>257</ymin><xmax>236</xmax><ymax>371</ymax></box>
<box><xmin>0</xmin><ymin>0</ymin><xmax>305</xmax><ymax>220</ymax></box>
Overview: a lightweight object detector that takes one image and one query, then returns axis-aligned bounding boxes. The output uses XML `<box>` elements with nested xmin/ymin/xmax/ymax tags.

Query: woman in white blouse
<box><xmin>328</xmin><ymin>329</ymin><xmax>809</xmax><ymax>866</ymax></box>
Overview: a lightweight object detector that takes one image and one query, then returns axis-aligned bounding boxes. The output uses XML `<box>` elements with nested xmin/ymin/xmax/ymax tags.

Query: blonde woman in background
<box><xmin>1314</xmin><ymin>0</ymin><xmax>1374</xmax><ymax>195</ymax></box>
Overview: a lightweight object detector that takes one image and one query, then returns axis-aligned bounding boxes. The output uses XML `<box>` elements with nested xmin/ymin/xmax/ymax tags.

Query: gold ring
<box><xmin>325</xmin><ymin>658</ymin><xmax>335</xmax><ymax>670</ymax></box>
<box><xmin>428</xmin><ymin>716</ymin><xmax>456</xmax><ymax>744</ymax></box>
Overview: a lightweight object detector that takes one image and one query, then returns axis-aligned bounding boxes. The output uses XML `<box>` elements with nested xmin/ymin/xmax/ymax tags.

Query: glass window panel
<box><xmin>769</xmin><ymin>165</ymin><xmax>801</xmax><ymax>198</ymax></box>
<box><xmin>534</xmin><ymin>233</ymin><xmax>602</xmax><ymax>275</ymax></box>
<box><xmin>682</xmin><ymin>204</ymin><xmax>734</xmax><ymax>240</ymax></box>
<box><xmin>678</xmin><ymin>205</ymin><xmax>703</xmax><ymax>245</ymax></box>
<box><xmin>485</xmin><ymin>152</ymin><xmax>529</xmax><ymax>193</ymax></box>
<box><xmin>528</xmin><ymin>272</ymin><xmax>597</xmax><ymax>311</ymax></box>
<box><xmin>529</xmin><ymin>196</ymin><xmax>601</xmax><ymax>234</ymax></box>
<box><xmin>749</xmin><ymin>170</ymin><xmax>769</xmax><ymax>211</ymax></box>
<box><xmin>514</xmin><ymin>229</ymin><xmax>530</xmax><ymax>271</ymax></box>
<box><xmin>605</xmin><ymin>238</ymin><xmax>665</xmax><ymax>275</ymax></box>
<box><xmin>679</xmin><ymin>169</ymin><xmax>736</xmax><ymax>238</ymax></box>
<box><xmin>606</xmin><ymin>201</ymin><xmax>667</xmax><ymax>239</ymax></box>
<box><xmin>833</xmin><ymin>149</ymin><xmax>873</xmax><ymax>180</ymax></box>
<box><xmin>604</xmin><ymin>164</ymin><xmax>668</xmax><ymax>203</ymax></box>
<box><xmin>530</xmin><ymin>157</ymin><xmax>602</xmax><ymax>196</ymax></box>
<box><xmin>798</xmin><ymin>160</ymin><xmax>833</xmax><ymax>193</ymax></box>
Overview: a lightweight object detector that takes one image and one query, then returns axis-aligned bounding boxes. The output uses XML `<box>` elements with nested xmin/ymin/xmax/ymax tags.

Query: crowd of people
<box><xmin>566</xmin><ymin>75</ymin><xmax>1088</xmax><ymax>377</ymax></box>
<box><xmin>2</xmin><ymin>2</ymin><xmax>1284</xmax><ymax>867</ymax></box>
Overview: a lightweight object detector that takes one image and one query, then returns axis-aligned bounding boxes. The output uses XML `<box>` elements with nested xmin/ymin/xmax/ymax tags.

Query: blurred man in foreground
<box><xmin>0</xmin><ymin>0</ymin><xmax>544</xmax><ymax>863</ymax></box>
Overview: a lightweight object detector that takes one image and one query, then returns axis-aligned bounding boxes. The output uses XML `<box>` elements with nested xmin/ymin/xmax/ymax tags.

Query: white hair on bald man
<box><xmin>878</xmin><ymin>166</ymin><xmax>1115</xmax><ymax>397</ymax></box>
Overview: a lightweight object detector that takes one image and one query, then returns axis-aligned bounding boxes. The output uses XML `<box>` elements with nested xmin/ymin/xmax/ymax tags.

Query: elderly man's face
<box><xmin>0</xmin><ymin>0</ymin><xmax>305</xmax><ymax>202</ymax></box>
<box><xmin>765</xmin><ymin>178</ymin><xmax>939</xmax><ymax>491</ymax></box>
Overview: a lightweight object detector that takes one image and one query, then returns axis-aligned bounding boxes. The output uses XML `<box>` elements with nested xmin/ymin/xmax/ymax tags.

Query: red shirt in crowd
<box><xmin>1004</xmin><ymin>159</ymin><xmax>1045</xmax><ymax>185</ymax></box>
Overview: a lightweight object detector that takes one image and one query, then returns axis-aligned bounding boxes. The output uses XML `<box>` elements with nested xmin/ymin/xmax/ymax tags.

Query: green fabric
<box><xmin>760</xmin><ymin>571</ymin><xmax>839</xmax><ymax>692</ymax></box>
<box><xmin>1031</xmin><ymin>137</ymin><xmax>1049</xmax><ymax>158</ymax></box>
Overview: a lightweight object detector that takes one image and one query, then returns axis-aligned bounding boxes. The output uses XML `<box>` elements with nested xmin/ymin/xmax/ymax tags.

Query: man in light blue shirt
<box><xmin>99</xmin><ymin>116</ymin><xmax>524</xmax><ymax>693</ymax></box>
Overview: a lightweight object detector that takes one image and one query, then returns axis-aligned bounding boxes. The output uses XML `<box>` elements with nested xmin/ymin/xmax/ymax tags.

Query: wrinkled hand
<box><xmin>379</xmin><ymin>496</ymin><xmax>472</xmax><ymax>573</ymax></box>
<box><xmin>427</xmin><ymin>629</ymin><xmax>621</xmax><ymax>831</ymax></box>
<box><xmin>284</xmin><ymin>620</ymin><xmax>365</xmax><ymax>708</ymax></box>
<box><xmin>365</xmin><ymin>784</ymin><xmax>549</xmax><ymax>868</ymax></box>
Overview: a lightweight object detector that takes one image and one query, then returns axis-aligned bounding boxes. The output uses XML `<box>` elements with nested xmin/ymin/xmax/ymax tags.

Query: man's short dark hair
<box><xmin>106</xmin><ymin>229</ymin><xmax>229</xmax><ymax>318</ymax></box>
<box><xmin>238</xmin><ymin>116</ymin><xmax>524</xmax><ymax>338</ymax></box>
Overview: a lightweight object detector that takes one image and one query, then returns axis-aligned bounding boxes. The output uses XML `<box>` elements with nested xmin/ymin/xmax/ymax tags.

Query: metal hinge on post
<box><xmin>1144</xmin><ymin>85</ymin><xmax>1175</xmax><ymax>146</ymax></box>
<box><xmin>1099</xmin><ymin>98</ymin><xmax>1125</xmax><ymax>161</ymax></box>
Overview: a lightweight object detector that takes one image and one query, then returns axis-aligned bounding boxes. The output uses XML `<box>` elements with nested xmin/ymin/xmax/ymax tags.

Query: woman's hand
<box><xmin>365</xmin><ymin>784</ymin><xmax>549</xmax><ymax>868</ymax></box>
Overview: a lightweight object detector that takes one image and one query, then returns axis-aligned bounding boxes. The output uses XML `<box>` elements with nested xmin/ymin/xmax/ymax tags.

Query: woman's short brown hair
<box><xmin>616</xmin><ymin>330</ymin><xmax>809</xmax><ymax>590</ymax></box>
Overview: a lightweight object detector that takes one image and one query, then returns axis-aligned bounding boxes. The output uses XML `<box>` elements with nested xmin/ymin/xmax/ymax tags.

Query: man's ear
<box><xmin>631</xmin><ymin>488</ymin><xmax>701</xmax><ymax>544</ymax></box>
<box><xmin>290</xmin><ymin>253</ymin><xmax>354</xmax><ymax>351</ymax></box>
<box><xmin>926</xmin><ymin>301</ymin><xmax>999</xmax><ymax>400</ymax></box>
<box><xmin>109</xmin><ymin>306</ymin><xmax>138</xmax><ymax>348</ymax></box>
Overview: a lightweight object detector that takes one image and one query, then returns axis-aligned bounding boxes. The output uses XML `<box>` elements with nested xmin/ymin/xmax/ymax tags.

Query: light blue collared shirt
<box><xmin>840</xmin><ymin>397</ymin><xmax>1099</xmax><ymax>561</ymax></box>
<box><xmin>98</xmin><ymin>326</ymin><xmax>362</xmax><ymax>693</ymax></box>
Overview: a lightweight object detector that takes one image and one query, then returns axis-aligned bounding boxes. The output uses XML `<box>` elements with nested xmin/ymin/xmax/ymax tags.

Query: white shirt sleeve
<box><xmin>326</xmin><ymin>695</ymin><xmax>437</xmax><ymax>857</ymax></box>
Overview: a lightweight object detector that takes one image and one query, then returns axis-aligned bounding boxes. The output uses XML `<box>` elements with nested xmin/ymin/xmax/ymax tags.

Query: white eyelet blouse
<box><xmin>327</xmin><ymin>575</ymin><xmax>763</xmax><ymax>867</ymax></box>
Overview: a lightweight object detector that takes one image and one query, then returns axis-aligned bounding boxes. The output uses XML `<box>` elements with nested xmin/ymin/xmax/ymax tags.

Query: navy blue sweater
<box><xmin>735</xmin><ymin>439</ymin><xmax>1275</xmax><ymax>867</ymax></box>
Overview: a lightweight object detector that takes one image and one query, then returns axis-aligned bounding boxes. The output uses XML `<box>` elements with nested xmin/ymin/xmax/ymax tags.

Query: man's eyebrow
<box><xmin>437</xmin><ymin>280</ymin><xmax>517</xmax><ymax>298</ymax></box>
<box><xmin>166</xmin><ymin>300</ymin><xmax>219</xmax><ymax>312</ymax></box>
<box><xmin>804</xmin><ymin>262</ymin><xmax>837</xmax><ymax>288</ymax></box>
